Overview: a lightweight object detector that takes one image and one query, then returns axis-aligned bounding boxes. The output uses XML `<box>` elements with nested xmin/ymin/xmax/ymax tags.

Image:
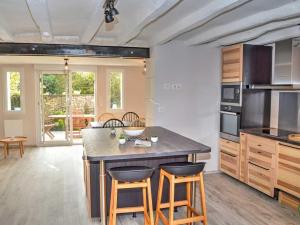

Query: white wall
<box><xmin>147</xmin><ymin>41</ymin><xmax>221</xmax><ymax>172</ymax></box>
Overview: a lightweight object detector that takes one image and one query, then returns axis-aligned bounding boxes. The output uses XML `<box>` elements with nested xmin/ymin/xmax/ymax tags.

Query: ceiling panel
<box><xmin>48</xmin><ymin>0</ymin><xmax>96</xmax><ymax>36</ymax></box>
<box><xmin>0</xmin><ymin>0</ymin><xmax>38</xmax><ymax>34</ymax></box>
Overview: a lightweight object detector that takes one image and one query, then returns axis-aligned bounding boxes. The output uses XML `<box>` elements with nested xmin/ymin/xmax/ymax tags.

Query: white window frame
<box><xmin>106</xmin><ymin>69</ymin><xmax>124</xmax><ymax>112</ymax></box>
<box><xmin>3</xmin><ymin>67</ymin><xmax>25</xmax><ymax>113</ymax></box>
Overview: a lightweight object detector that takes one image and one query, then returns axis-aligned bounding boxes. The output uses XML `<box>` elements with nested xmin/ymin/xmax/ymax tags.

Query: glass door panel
<box><xmin>71</xmin><ymin>71</ymin><xmax>96</xmax><ymax>144</ymax></box>
<box><xmin>40</xmin><ymin>72</ymin><xmax>71</xmax><ymax>144</ymax></box>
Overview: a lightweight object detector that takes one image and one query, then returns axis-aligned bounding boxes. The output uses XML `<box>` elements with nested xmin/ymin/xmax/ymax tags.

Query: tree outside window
<box><xmin>7</xmin><ymin>72</ymin><xmax>21</xmax><ymax>111</ymax></box>
<box><xmin>109</xmin><ymin>71</ymin><xmax>123</xmax><ymax>110</ymax></box>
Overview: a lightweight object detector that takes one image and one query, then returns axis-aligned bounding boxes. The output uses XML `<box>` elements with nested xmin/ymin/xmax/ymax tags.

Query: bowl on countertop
<box><xmin>123</xmin><ymin>127</ymin><xmax>145</xmax><ymax>137</ymax></box>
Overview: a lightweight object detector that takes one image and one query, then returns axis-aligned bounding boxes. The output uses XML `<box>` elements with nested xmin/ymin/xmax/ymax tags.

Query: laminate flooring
<box><xmin>0</xmin><ymin>146</ymin><xmax>299</xmax><ymax>225</ymax></box>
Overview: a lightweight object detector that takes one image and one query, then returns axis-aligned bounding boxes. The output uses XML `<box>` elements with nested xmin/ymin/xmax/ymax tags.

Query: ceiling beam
<box><xmin>26</xmin><ymin>0</ymin><xmax>53</xmax><ymax>42</ymax></box>
<box><xmin>81</xmin><ymin>0</ymin><xmax>105</xmax><ymax>44</ymax></box>
<box><xmin>0</xmin><ymin>25</ymin><xmax>14</xmax><ymax>42</ymax></box>
<box><xmin>150</xmin><ymin>0</ymin><xmax>250</xmax><ymax>46</ymax></box>
<box><xmin>247</xmin><ymin>26</ymin><xmax>300</xmax><ymax>45</ymax></box>
<box><xmin>117</xmin><ymin>0</ymin><xmax>181</xmax><ymax>45</ymax></box>
<box><xmin>185</xmin><ymin>1</ymin><xmax>300</xmax><ymax>46</ymax></box>
<box><xmin>0</xmin><ymin>43</ymin><xmax>150</xmax><ymax>58</ymax></box>
<box><xmin>208</xmin><ymin>17</ymin><xmax>300</xmax><ymax>47</ymax></box>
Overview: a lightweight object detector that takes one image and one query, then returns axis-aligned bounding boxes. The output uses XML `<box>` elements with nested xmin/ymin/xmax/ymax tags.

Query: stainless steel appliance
<box><xmin>220</xmin><ymin>105</ymin><xmax>241</xmax><ymax>142</ymax></box>
<box><xmin>220</xmin><ymin>90</ymin><xmax>271</xmax><ymax>142</ymax></box>
<box><xmin>221</xmin><ymin>82</ymin><xmax>242</xmax><ymax>106</ymax></box>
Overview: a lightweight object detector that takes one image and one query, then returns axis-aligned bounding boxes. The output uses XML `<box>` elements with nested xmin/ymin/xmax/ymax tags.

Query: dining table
<box><xmin>82</xmin><ymin>126</ymin><xmax>211</xmax><ymax>225</ymax></box>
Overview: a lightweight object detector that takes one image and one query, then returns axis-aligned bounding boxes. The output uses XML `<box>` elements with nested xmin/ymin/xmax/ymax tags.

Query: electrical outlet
<box><xmin>158</xmin><ymin>106</ymin><xmax>165</xmax><ymax>112</ymax></box>
<box><xmin>163</xmin><ymin>83</ymin><xmax>171</xmax><ymax>90</ymax></box>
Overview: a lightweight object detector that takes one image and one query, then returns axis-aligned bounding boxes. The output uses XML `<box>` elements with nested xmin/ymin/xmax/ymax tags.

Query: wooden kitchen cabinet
<box><xmin>222</xmin><ymin>44</ymin><xmax>243</xmax><ymax>82</ymax></box>
<box><xmin>277</xmin><ymin>143</ymin><xmax>300</xmax><ymax>198</ymax></box>
<box><xmin>239</xmin><ymin>132</ymin><xmax>247</xmax><ymax>183</ymax></box>
<box><xmin>219</xmin><ymin>138</ymin><xmax>240</xmax><ymax>179</ymax></box>
<box><xmin>222</xmin><ymin>44</ymin><xmax>272</xmax><ymax>84</ymax></box>
<box><xmin>246</xmin><ymin>135</ymin><xmax>276</xmax><ymax>197</ymax></box>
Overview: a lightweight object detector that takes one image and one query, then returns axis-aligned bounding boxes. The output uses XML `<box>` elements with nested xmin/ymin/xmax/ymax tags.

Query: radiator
<box><xmin>4</xmin><ymin>120</ymin><xmax>23</xmax><ymax>137</ymax></box>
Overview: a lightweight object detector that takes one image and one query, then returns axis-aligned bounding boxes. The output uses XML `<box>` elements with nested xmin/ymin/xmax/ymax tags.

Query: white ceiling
<box><xmin>0</xmin><ymin>0</ymin><xmax>300</xmax><ymax>47</ymax></box>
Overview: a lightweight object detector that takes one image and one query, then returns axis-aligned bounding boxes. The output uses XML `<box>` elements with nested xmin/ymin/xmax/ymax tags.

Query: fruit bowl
<box><xmin>123</xmin><ymin>127</ymin><xmax>145</xmax><ymax>137</ymax></box>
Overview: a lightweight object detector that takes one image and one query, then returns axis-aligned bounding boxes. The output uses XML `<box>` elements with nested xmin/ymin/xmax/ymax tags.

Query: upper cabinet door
<box><xmin>222</xmin><ymin>44</ymin><xmax>243</xmax><ymax>83</ymax></box>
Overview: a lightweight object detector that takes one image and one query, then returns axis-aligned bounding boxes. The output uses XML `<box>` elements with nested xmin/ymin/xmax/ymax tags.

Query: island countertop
<box><xmin>82</xmin><ymin>126</ymin><xmax>211</xmax><ymax>161</ymax></box>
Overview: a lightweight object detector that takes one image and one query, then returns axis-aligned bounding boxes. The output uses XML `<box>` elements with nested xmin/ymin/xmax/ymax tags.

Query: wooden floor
<box><xmin>0</xmin><ymin>146</ymin><xmax>299</xmax><ymax>225</ymax></box>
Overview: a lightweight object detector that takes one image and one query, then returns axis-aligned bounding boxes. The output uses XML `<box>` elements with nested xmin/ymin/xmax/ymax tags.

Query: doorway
<box><xmin>39</xmin><ymin>71</ymin><xmax>95</xmax><ymax>145</ymax></box>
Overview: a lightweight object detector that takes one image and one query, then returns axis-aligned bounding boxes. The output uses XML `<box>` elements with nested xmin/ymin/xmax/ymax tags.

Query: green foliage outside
<box><xmin>109</xmin><ymin>72</ymin><xmax>122</xmax><ymax>109</ymax></box>
<box><xmin>43</xmin><ymin>74</ymin><xmax>66</xmax><ymax>95</ymax></box>
<box><xmin>72</xmin><ymin>72</ymin><xmax>95</xmax><ymax>95</ymax></box>
<box><xmin>8</xmin><ymin>72</ymin><xmax>21</xmax><ymax>110</ymax></box>
<box><xmin>42</xmin><ymin>72</ymin><xmax>95</xmax><ymax>131</ymax></box>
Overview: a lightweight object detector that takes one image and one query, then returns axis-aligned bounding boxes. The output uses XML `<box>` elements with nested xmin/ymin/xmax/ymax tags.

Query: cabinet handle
<box><xmin>249</xmin><ymin>161</ymin><xmax>270</xmax><ymax>171</ymax></box>
<box><xmin>257</xmin><ymin>151</ymin><xmax>262</xmax><ymax>154</ymax></box>
<box><xmin>257</xmin><ymin>144</ymin><xmax>262</xmax><ymax>147</ymax></box>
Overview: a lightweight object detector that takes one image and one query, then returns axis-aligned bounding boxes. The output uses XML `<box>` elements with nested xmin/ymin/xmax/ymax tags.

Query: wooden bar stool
<box><xmin>107</xmin><ymin>166</ymin><xmax>155</xmax><ymax>225</ymax></box>
<box><xmin>155</xmin><ymin>162</ymin><xmax>207</xmax><ymax>225</ymax></box>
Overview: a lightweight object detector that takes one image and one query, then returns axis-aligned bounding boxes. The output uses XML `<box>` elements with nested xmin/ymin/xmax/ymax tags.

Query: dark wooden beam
<box><xmin>0</xmin><ymin>43</ymin><xmax>150</xmax><ymax>58</ymax></box>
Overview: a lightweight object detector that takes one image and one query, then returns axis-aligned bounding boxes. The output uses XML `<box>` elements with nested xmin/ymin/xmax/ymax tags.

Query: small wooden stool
<box><xmin>155</xmin><ymin>162</ymin><xmax>207</xmax><ymax>225</ymax></box>
<box><xmin>107</xmin><ymin>166</ymin><xmax>155</xmax><ymax>225</ymax></box>
<box><xmin>0</xmin><ymin>136</ymin><xmax>27</xmax><ymax>158</ymax></box>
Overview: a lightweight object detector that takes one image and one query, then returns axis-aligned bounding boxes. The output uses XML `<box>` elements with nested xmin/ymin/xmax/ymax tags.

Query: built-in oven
<box><xmin>221</xmin><ymin>82</ymin><xmax>242</xmax><ymax>106</ymax></box>
<box><xmin>220</xmin><ymin>105</ymin><xmax>241</xmax><ymax>142</ymax></box>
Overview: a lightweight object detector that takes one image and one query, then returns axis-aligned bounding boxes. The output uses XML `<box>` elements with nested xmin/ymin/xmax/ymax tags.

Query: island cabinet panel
<box><xmin>277</xmin><ymin>143</ymin><xmax>300</xmax><ymax>198</ymax></box>
<box><xmin>239</xmin><ymin>132</ymin><xmax>248</xmax><ymax>183</ymax></box>
<box><xmin>222</xmin><ymin>44</ymin><xmax>243</xmax><ymax>82</ymax></box>
<box><xmin>246</xmin><ymin>135</ymin><xmax>276</xmax><ymax>197</ymax></box>
<box><xmin>219</xmin><ymin>138</ymin><xmax>240</xmax><ymax>179</ymax></box>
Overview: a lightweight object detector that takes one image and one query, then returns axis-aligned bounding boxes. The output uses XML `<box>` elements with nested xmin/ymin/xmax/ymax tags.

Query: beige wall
<box><xmin>0</xmin><ymin>65</ymin><xmax>37</xmax><ymax>145</ymax></box>
<box><xmin>96</xmin><ymin>66</ymin><xmax>146</xmax><ymax>119</ymax></box>
<box><xmin>0</xmin><ymin>64</ymin><xmax>145</xmax><ymax>146</ymax></box>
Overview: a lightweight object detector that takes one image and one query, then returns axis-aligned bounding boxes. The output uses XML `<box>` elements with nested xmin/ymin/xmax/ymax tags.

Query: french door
<box><xmin>40</xmin><ymin>72</ymin><xmax>72</xmax><ymax>145</ymax></box>
<box><xmin>39</xmin><ymin>70</ymin><xmax>96</xmax><ymax>145</ymax></box>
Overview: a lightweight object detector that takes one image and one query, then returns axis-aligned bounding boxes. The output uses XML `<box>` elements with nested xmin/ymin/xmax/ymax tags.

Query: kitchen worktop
<box><xmin>82</xmin><ymin>126</ymin><xmax>211</xmax><ymax>161</ymax></box>
<box><xmin>241</xmin><ymin>128</ymin><xmax>300</xmax><ymax>146</ymax></box>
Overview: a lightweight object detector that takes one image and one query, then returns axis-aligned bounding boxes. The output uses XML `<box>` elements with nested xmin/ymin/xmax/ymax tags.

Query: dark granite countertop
<box><xmin>241</xmin><ymin>128</ymin><xmax>300</xmax><ymax>146</ymax></box>
<box><xmin>82</xmin><ymin>126</ymin><xmax>211</xmax><ymax>161</ymax></box>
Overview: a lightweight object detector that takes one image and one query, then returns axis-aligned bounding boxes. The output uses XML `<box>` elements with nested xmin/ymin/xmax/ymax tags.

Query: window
<box><xmin>108</xmin><ymin>71</ymin><xmax>123</xmax><ymax>110</ymax></box>
<box><xmin>6</xmin><ymin>71</ymin><xmax>22</xmax><ymax>111</ymax></box>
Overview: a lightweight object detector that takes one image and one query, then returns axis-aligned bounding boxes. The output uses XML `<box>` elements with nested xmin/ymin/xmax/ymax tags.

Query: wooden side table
<box><xmin>0</xmin><ymin>136</ymin><xmax>27</xmax><ymax>158</ymax></box>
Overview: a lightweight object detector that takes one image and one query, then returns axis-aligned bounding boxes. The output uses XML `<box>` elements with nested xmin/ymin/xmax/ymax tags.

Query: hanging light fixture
<box><xmin>64</xmin><ymin>58</ymin><xmax>69</xmax><ymax>72</ymax></box>
<box><xmin>104</xmin><ymin>0</ymin><xmax>119</xmax><ymax>23</ymax></box>
<box><xmin>143</xmin><ymin>59</ymin><xmax>147</xmax><ymax>72</ymax></box>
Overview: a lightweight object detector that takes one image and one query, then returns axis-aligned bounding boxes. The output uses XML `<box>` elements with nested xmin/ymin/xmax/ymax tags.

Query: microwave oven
<box><xmin>221</xmin><ymin>82</ymin><xmax>242</xmax><ymax>106</ymax></box>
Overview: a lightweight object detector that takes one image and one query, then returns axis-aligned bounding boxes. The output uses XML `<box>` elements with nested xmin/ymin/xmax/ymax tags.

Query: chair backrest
<box><xmin>97</xmin><ymin>113</ymin><xmax>114</xmax><ymax>122</ymax></box>
<box><xmin>122</xmin><ymin>112</ymin><xmax>139</xmax><ymax>122</ymax></box>
<box><xmin>130</xmin><ymin>118</ymin><xmax>146</xmax><ymax>127</ymax></box>
<box><xmin>103</xmin><ymin>119</ymin><xmax>125</xmax><ymax>128</ymax></box>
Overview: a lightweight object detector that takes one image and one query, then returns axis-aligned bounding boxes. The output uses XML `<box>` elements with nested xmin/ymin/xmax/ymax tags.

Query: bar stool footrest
<box><xmin>116</xmin><ymin>206</ymin><xmax>145</xmax><ymax>214</ymax></box>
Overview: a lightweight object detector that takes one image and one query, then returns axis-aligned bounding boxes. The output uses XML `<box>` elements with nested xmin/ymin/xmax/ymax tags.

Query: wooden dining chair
<box><xmin>122</xmin><ymin>112</ymin><xmax>139</xmax><ymax>123</ymax></box>
<box><xmin>130</xmin><ymin>118</ymin><xmax>146</xmax><ymax>127</ymax></box>
<box><xmin>97</xmin><ymin>113</ymin><xmax>115</xmax><ymax>122</ymax></box>
<box><xmin>103</xmin><ymin>119</ymin><xmax>125</xmax><ymax>128</ymax></box>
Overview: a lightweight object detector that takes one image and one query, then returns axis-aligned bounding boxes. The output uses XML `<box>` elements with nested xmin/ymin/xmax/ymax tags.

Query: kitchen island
<box><xmin>82</xmin><ymin>126</ymin><xmax>211</xmax><ymax>225</ymax></box>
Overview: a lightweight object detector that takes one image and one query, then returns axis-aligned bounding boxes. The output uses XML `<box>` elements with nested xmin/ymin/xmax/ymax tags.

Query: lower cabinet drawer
<box><xmin>248</xmin><ymin>162</ymin><xmax>274</xmax><ymax>197</ymax></box>
<box><xmin>220</xmin><ymin>151</ymin><xmax>239</xmax><ymax>179</ymax></box>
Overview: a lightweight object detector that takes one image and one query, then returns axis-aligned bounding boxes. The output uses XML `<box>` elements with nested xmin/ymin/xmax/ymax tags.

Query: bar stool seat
<box><xmin>107</xmin><ymin>166</ymin><xmax>154</xmax><ymax>182</ymax></box>
<box><xmin>108</xmin><ymin>166</ymin><xmax>155</xmax><ymax>225</ymax></box>
<box><xmin>160</xmin><ymin>162</ymin><xmax>205</xmax><ymax>176</ymax></box>
<box><xmin>155</xmin><ymin>162</ymin><xmax>207</xmax><ymax>225</ymax></box>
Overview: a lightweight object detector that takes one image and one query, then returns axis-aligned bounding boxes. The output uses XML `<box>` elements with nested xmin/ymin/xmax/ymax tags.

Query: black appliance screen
<box><xmin>223</xmin><ymin>88</ymin><xmax>235</xmax><ymax>100</ymax></box>
<box><xmin>221</xmin><ymin>113</ymin><xmax>238</xmax><ymax>136</ymax></box>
